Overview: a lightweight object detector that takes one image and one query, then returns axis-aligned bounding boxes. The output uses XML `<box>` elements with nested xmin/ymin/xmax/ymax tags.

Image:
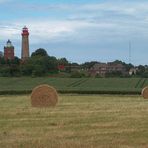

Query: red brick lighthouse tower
<box><xmin>4</xmin><ymin>39</ymin><xmax>14</xmax><ymax>60</ymax></box>
<box><xmin>21</xmin><ymin>26</ymin><xmax>29</xmax><ymax>61</ymax></box>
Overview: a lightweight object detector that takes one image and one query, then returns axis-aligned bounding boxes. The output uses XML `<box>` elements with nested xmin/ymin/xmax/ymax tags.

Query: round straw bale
<box><xmin>142</xmin><ymin>86</ymin><xmax>148</xmax><ymax>99</ymax></box>
<box><xmin>31</xmin><ymin>84</ymin><xmax>58</xmax><ymax>107</ymax></box>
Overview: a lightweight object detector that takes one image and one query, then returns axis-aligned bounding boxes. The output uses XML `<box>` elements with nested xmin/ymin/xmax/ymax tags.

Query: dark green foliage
<box><xmin>9</xmin><ymin>65</ymin><xmax>21</xmax><ymax>77</ymax></box>
<box><xmin>0</xmin><ymin>47</ymin><xmax>60</xmax><ymax>77</ymax></box>
<box><xmin>0</xmin><ymin>57</ymin><xmax>20</xmax><ymax>65</ymax></box>
<box><xmin>136</xmin><ymin>65</ymin><xmax>148</xmax><ymax>77</ymax></box>
<box><xmin>0</xmin><ymin>66</ymin><xmax>11</xmax><ymax>77</ymax></box>
<box><xmin>0</xmin><ymin>90</ymin><xmax>31</xmax><ymax>95</ymax></box>
<box><xmin>21</xmin><ymin>55</ymin><xmax>58</xmax><ymax>76</ymax></box>
<box><xmin>31</xmin><ymin>48</ymin><xmax>48</xmax><ymax>57</ymax></box>
<box><xmin>0</xmin><ymin>57</ymin><xmax>21</xmax><ymax>77</ymax></box>
<box><xmin>70</xmin><ymin>71</ymin><xmax>85</xmax><ymax>78</ymax></box>
<box><xmin>20</xmin><ymin>48</ymin><xmax>59</xmax><ymax>76</ymax></box>
<box><xmin>81</xmin><ymin>61</ymin><xmax>99</xmax><ymax>69</ymax></box>
<box><xmin>105</xmin><ymin>71</ymin><xmax>122</xmax><ymax>77</ymax></box>
<box><xmin>141</xmin><ymin>71</ymin><xmax>148</xmax><ymax>78</ymax></box>
<box><xmin>95</xmin><ymin>74</ymin><xmax>102</xmax><ymax>78</ymax></box>
<box><xmin>111</xmin><ymin>60</ymin><xmax>134</xmax><ymax>71</ymax></box>
<box><xmin>20</xmin><ymin>62</ymin><xmax>33</xmax><ymax>76</ymax></box>
<box><xmin>0</xmin><ymin>89</ymin><xmax>140</xmax><ymax>95</ymax></box>
<box><xmin>58</xmin><ymin>58</ymin><xmax>69</xmax><ymax>65</ymax></box>
<box><xmin>0</xmin><ymin>57</ymin><xmax>6</xmax><ymax>64</ymax></box>
<box><xmin>58</xmin><ymin>90</ymin><xmax>140</xmax><ymax>95</ymax></box>
<box><xmin>48</xmin><ymin>56</ymin><xmax>58</xmax><ymax>72</ymax></box>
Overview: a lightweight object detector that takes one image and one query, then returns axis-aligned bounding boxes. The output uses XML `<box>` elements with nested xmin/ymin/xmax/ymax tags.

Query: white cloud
<box><xmin>1</xmin><ymin>19</ymin><xmax>119</xmax><ymax>44</ymax></box>
<box><xmin>12</xmin><ymin>1</ymin><xmax>148</xmax><ymax>19</ymax></box>
<box><xmin>1</xmin><ymin>13</ymin><xmax>148</xmax><ymax>46</ymax></box>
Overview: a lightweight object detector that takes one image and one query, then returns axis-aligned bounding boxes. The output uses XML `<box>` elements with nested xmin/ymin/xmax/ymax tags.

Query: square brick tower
<box><xmin>4</xmin><ymin>39</ymin><xmax>14</xmax><ymax>60</ymax></box>
<box><xmin>21</xmin><ymin>26</ymin><xmax>29</xmax><ymax>61</ymax></box>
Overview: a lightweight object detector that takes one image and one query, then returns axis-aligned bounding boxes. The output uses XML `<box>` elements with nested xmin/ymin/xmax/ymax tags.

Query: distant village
<box><xmin>0</xmin><ymin>27</ymin><xmax>147</xmax><ymax>77</ymax></box>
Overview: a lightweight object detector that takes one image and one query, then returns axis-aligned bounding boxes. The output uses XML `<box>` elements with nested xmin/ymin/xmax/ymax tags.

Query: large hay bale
<box><xmin>142</xmin><ymin>87</ymin><xmax>148</xmax><ymax>99</ymax></box>
<box><xmin>31</xmin><ymin>84</ymin><xmax>58</xmax><ymax>107</ymax></box>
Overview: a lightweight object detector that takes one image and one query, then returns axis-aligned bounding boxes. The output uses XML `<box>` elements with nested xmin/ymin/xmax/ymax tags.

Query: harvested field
<box><xmin>0</xmin><ymin>95</ymin><xmax>148</xmax><ymax>147</ymax></box>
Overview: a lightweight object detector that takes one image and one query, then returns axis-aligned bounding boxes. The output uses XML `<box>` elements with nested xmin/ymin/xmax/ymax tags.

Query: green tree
<box><xmin>136</xmin><ymin>65</ymin><xmax>146</xmax><ymax>77</ymax></box>
<box><xmin>0</xmin><ymin>57</ymin><xmax>6</xmax><ymax>65</ymax></box>
<box><xmin>20</xmin><ymin>54</ymin><xmax>58</xmax><ymax>76</ymax></box>
<box><xmin>58</xmin><ymin>58</ymin><xmax>69</xmax><ymax>65</ymax></box>
<box><xmin>112</xmin><ymin>60</ymin><xmax>134</xmax><ymax>71</ymax></box>
<box><xmin>47</xmin><ymin>56</ymin><xmax>58</xmax><ymax>73</ymax></box>
<box><xmin>11</xmin><ymin>57</ymin><xmax>21</xmax><ymax>65</ymax></box>
<box><xmin>0</xmin><ymin>56</ymin><xmax>21</xmax><ymax>77</ymax></box>
<box><xmin>0</xmin><ymin>66</ymin><xmax>11</xmax><ymax>77</ymax></box>
<box><xmin>81</xmin><ymin>61</ymin><xmax>99</xmax><ymax>69</ymax></box>
<box><xmin>31</xmin><ymin>48</ymin><xmax>48</xmax><ymax>57</ymax></box>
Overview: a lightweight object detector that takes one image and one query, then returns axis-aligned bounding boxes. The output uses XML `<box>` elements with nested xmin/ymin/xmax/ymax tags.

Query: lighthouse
<box><xmin>21</xmin><ymin>26</ymin><xmax>29</xmax><ymax>60</ymax></box>
<box><xmin>4</xmin><ymin>39</ymin><xmax>14</xmax><ymax>60</ymax></box>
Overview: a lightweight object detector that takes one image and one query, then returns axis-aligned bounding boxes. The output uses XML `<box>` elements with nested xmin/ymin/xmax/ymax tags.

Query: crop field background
<box><xmin>0</xmin><ymin>77</ymin><xmax>148</xmax><ymax>94</ymax></box>
<box><xmin>0</xmin><ymin>94</ymin><xmax>148</xmax><ymax>147</ymax></box>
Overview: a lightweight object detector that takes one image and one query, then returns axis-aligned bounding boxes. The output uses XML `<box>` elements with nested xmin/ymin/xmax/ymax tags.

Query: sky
<box><xmin>0</xmin><ymin>0</ymin><xmax>148</xmax><ymax>65</ymax></box>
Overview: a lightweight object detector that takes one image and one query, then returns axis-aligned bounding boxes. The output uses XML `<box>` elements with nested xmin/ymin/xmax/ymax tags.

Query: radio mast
<box><xmin>129</xmin><ymin>41</ymin><xmax>131</xmax><ymax>64</ymax></box>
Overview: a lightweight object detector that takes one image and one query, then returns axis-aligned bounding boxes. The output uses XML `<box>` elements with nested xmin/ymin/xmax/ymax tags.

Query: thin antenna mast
<box><xmin>129</xmin><ymin>41</ymin><xmax>131</xmax><ymax>64</ymax></box>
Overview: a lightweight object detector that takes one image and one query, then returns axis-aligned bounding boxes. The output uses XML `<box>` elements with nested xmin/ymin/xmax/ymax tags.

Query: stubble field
<box><xmin>0</xmin><ymin>94</ymin><xmax>148</xmax><ymax>148</ymax></box>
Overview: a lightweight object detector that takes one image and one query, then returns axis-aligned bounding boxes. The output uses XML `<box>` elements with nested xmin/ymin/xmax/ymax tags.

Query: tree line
<box><xmin>0</xmin><ymin>48</ymin><xmax>69</xmax><ymax>77</ymax></box>
<box><xmin>0</xmin><ymin>48</ymin><xmax>148</xmax><ymax>77</ymax></box>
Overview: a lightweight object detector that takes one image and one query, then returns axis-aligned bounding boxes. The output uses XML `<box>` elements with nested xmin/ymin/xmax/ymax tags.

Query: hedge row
<box><xmin>0</xmin><ymin>89</ymin><xmax>141</xmax><ymax>95</ymax></box>
<box><xmin>0</xmin><ymin>90</ymin><xmax>32</xmax><ymax>95</ymax></box>
<box><xmin>58</xmin><ymin>90</ymin><xmax>141</xmax><ymax>95</ymax></box>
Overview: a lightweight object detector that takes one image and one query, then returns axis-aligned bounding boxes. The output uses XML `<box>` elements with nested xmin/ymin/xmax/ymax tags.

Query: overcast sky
<box><xmin>0</xmin><ymin>0</ymin><xmax>148</xmax><ymax>65</ymax></box>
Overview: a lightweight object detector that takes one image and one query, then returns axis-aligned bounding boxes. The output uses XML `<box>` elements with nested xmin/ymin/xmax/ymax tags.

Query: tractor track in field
<box><xmin>135</xmin><ymin>78</ymin><xmax>146</xmax><ymax>88</ymax></box>
<box><xmin>67</xmin><ymin>79</ymin><xmax>89</xmax><ymax>87</ymax></box>
<box><xmin>140</xmin><ymin>78</ymin><xmax>146</xmax><ymax>88</ymax></box>
<box><xmin>135</xmin><ymin>78</ymin><xmax>143</xmax><ymax>88</ymax></box>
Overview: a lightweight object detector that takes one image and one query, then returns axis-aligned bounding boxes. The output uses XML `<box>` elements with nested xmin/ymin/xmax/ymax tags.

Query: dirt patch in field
<box><xmin>31</xmin><ymin>84</ymin><xmax>58</xmax><ymax>107</ymax></box>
